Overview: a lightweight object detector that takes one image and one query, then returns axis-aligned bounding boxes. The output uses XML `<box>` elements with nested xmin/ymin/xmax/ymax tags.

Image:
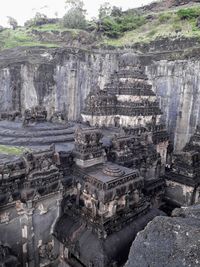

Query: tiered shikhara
<box><xmin>82</xmin><ymin>64</ymin><xmax>162</xmax><ymax>127</ymax></box>
<box><xmin>82</xmin><ymin>58</ymin><xmax>169</xmax><ymax>170</ymax></box>
<box><xmin>81</xmin><ymin>57</ymin><xmax>169</xmax><ymax>205</ymax></box>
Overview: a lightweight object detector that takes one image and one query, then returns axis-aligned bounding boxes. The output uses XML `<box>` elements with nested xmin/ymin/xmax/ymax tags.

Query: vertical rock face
<box><xmin>0</xmin><ymin>65</ymin><xmax>22</xmax><ymax>112</ymax></box>
<box><xmin>21</xmin><ymin>64</ymin><xmax>38</xmax><ymax>111</ymax></box>
<box><xmin>54</xmin><ymin>52</ymin><xmax>119</xmax><ymax>120</ymax></box>
<box><xmin>147</xmin><ymin>61</ymin><xmax>200</xmax><ymax>151</ymax></box>
<box><xmin>1</xmin><ymin>47</ymin><xmax>200</xmax><ymax>150</ymax></box>
<box><xmin>0</xmin><ymin>48</ymin><xmax>119</xmax><ymax>121</ymax></box>
<box><xmin>0</xmin><ymin>67</ymin><xmax>12</xmax><ymax>111</ymax></box>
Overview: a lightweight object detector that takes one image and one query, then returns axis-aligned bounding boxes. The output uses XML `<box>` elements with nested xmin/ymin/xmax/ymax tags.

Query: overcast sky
<box><xmin>0</xmin><ymin>0</ymin><xmax>153</xmax><ymax>27</ymax></box>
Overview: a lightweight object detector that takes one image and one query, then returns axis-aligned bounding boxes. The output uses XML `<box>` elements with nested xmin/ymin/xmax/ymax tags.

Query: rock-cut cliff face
<box><xmin>147</xmin><ymin>60</ymin><xmax>200</xmax><ymax>151</ymax></box>
<box><xmin>0</xmin><ymin>47</ymin><xmax>200</xmax><ymax>151</ymax></box>
<box><xmin>0</xmin><ymin>47</ymin><xmax>119</xmax><ymax>120</ymax></box>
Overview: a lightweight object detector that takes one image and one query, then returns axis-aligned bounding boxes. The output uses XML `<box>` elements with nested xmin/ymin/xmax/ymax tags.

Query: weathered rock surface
<box><xmin>147</xmin><ymin>60</ymin><xmax>200</xmax><ymax>151</ymax></box>
<box><xmin>0</xmin><ymin>47</ymin><xmax>119</xmax><ymax>121</ymax></box>
<box><xmin>30</xmin><ymin>29</ymin><xmax>98</xmax><ymax>46</ymax></box>
<box><xmin>1</xmin><ymin>46</ymin><xmax>200</xmax><ymax>150</ymax></box>
<box><xmin>125</xmin><ymin>205</ymin><xmax>200</xmax><ymax>267</ymax></box>
<box><xmin>140</xmin><ymin>0</ymin><xmax>200</xmax><ymax>12</ymax></box>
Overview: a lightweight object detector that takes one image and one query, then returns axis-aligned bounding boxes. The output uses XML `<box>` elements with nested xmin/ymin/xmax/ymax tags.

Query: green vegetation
<box><xmin>7</xmin><ymin>16</ymin><xmax>18</xmax><ymax>30</ymax></box>
<box><xmin>177</xmin><ymin>7</ymin><xmax>200</xmax><ymax>20</ymax></box>
<box><xmin>0</xmin><ymin>145</ymin><xmax>28</xmax><ymax>155</ymax></box>
<box><xmin>62</xmin><ymin>8</ymin><xmax>86</xmax><ymax>29</ymax></box>
<box><xmin>25</xmin><ymin>12</ymin><xmax>53</xmax><ymax>28</ymax></box>
<box><xmin>0</xmin><ymin>28</ymin><xmax>59</xmax><ymax>50</ymax></box>
<box><xmin>102</xmin><ymin>7</ymin><xmax>200</xmax><ymax>47</ymax></box>
<box><xmin>158</xmin><ymin>13</ymin><xmax>172</xmax><ymax>23</ymax></box>
<box><xmin>100</xmin><ymin>17</ymin><xmax>122</xmax><ymax>38</ymax></box>
<box><xmin>99</xmin><ymin>11</ymin><xmax>146</xmax><ymax>38</ymax></box>
<box><xmin>30</xmin><ymin>23</ymin><xmax>66</xmax><ymax>32</ymax></box>
<box><xmin>0</xmin><ymin>28</ymin><xmax>33</xmax><ymax>49</ymax></box>
<box><xmin>1</xmin><ymin>4</ymin><xmax>200</xmax><ymax>50</ymax></box>
<box><xmin>62</xmin><ymin>0</ymin><xmax>87</xmax><ymax>29</ymax></box>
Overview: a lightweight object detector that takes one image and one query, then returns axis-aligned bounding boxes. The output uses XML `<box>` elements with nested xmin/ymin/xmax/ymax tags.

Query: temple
<box><xmin>54</xmin><ymin>127</ymin><xmax>163</xmax><ymax>267</ymax></box>
<box><xmin>81</xmin><ymin>56</ymin><xmax>169</xmax><ymax>208</ymax></box>
<box><xmin>0</xmin><ymin>55</ymin><xmax>181</xmax><ymax>267</ymax></box>
<box><xmin>52</xmin><ymin>58</ymin><xmax>169</xmax><ymax>266</ymax></box>
<box><xmin>82</xmin><ymin>61</ymin><xmax>162</xmax><ymax>128</ymax></box>
<box><xmin>82</xmin><ymin>56</ymin><xmax>168</xmax><ymax>168</ymax></box>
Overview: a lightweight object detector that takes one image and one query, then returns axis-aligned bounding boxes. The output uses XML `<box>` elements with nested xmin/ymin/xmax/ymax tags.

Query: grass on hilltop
<box><xmin>28</xmin><ymin>23</ymin><xmax>82</xmax><ymax>38</ymax></box>
<box><xmin>0</xmin><ymin>28</ymin><xmax>59</xmax><ymax>50</ymax></box>
<box><xmin>102</xmin><ymin>7</ymin><xmax>200</xmax><ymax>47</ymax></box>
<box><xmin>1</xmin><ymin>6</ymin><xmax>200</xmax><ymax>50</ymax></box>
<box><xmin>0</xmin><ymin>145</ymin><xmax>28</xmax><ymax>155</ymax></box>
<box><xmin>29</xmin><ymin>23</ymin><xmax>66</xmax><ymax>32</ymax></box>
<box><xmin>0</xmin><ymin>25</ymin><xmax>84</xmax><ymax>50</ymax></box>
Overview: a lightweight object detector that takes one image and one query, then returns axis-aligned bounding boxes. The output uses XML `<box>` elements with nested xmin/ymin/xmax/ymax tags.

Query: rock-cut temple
<box><xmin>0</xmin><ymin>54</ymin><xmax>199</xmax><ymax>267</ymax></box>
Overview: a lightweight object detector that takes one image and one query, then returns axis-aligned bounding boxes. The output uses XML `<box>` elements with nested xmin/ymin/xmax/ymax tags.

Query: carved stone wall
<box><xmin>0</xmin><ymin>193</ymin><xmax>62</xmax><ymax>267</ymax></box>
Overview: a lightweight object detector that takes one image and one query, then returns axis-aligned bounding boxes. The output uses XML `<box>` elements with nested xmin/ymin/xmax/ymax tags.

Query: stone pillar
<box><xmin>133</xmin><ymin>190</ymin><xmax>140</xmax><ymax>206</ymax></box>
<box><xmin>51</xmin><ymin>188</ymin><xmax>63</xmax><ymax>235</ymax></box>
<box><xmin>91</xmin><ymin>195</ymin><xmax>98</xmax><ymax>217</ymax></box>
<box><xmin>76</xmin><ymin>183</ymin><xmax>81</xmax><ymax>207</ymax></box>
<box><xmin>19</xmin><ymin>200</ymin><xmax>35</xmax><ymax>267</ymax></box>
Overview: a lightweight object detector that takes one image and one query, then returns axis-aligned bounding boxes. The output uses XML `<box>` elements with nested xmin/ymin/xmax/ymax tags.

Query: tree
<box><xmin>62</xmin><ymin>0</ymin><xmax>86</xmax><ymax>29</ymax></box>
<box><xmin>111</xmin><ymin>6</ymin><xmax>123</xmax><ymax>17</ymax></box>
<box><xmin>24</xmin><ymin>13</ymin><xmax>50</xmax><ymax>27</ymax></box>
<box><xmin>7</xmin><ymin>17</ymin><xmax>18</xmax><ymax>30</ymax></box>
<box><xmin>0</xmin><ymin>25</ymin><xmax>4</xmax><ymax>33</ymax></box>
<box><xmin>98</xmin><ymin>2</ymin><xmax>112</xmax><ymax>20</ymax></box>
<box><xmin>62</xmin><ymin>9</ymin><xmax>86</xmax><ymax>29</ymax></box>
<box><xmin>34</xmin><ymin>12</ymin><xmax>47</xmax><ymax>21</ymax></box>
<box><xmin>65</xmin><ymin>0</ymin><xmax>84</xmax><ymax>10</ymax></box>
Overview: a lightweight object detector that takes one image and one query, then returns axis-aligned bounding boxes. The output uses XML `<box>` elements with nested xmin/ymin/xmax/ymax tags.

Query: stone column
<box><xmin>76</xmin><ymin>183</ymin><xmax>81</xmax><ymax>207</ymax></box>
<box><xmin>19</xmin><ymin>200</ymin><xmax>35</xmax><ymax>267</ymax></box>
<box><xmin>91</xmin><ymin>195</ymin><xmax>98</xmax><ymax>218</ymax></box>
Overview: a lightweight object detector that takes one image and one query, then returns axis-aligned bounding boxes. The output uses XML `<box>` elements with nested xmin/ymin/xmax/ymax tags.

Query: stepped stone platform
<box><xmin>0</xmin><ymin>153</ymin><xmax>20</xmax><ymax>163</ymax></box>
<box><xmin>0</xmin><ymin>121</ymin><xmax>75</xmax><ymax>149</ymax></box>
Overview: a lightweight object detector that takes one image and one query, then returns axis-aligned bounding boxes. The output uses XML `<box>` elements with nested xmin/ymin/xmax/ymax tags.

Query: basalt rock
<box><xmin>140</xmin><ymin>0</ymin><xmax>200</xmax><ymax>12</ymax></box>
<box><xmin>125</xmin><ymin>204</ymin><xmax>200</xmax><ymax>267</ymax></box>
<box><xmin>1</xmin><ymin>46</ymin><xmax>200</xmax><ymax>151</ymax></box>
<box><xmin>30</xmin><ymin>29</ymin><xmax>98</xmax><ymax>46</ymax></box>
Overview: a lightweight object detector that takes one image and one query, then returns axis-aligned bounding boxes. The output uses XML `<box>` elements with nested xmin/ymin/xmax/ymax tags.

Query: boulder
<box><xmin>125</xmin><ymin>205</ymin><xmax>200</xmax><ymax>267</ymax></box>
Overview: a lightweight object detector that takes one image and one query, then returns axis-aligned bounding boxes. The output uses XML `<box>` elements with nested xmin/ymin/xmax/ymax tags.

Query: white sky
<box><xmin>0</xmin><ymin>0</ymin><xmax>153</xmax><ymax>27</ymax></box>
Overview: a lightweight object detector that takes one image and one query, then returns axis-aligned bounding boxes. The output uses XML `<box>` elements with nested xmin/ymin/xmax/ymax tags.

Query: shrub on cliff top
<box><xmin>100</xmin><ymin>17</ymin><xmax>122</xmax><ymax>38</ymax></box>
<box><xmin>25</xmin><ymin>13</ymin><xmax>59</xmax><ymax>27</ymax></box>
<box><xmin>7</xmin><ymin>17</ymin><xmax>18</xmax><ymax>30</ymax></box>
<box><xmin>62</xmin><ymin>8</ymin><xmax>87</xmax><ymax>29</ymax></box>
<box><xmin>99</xmin><ymin>12</ymin><xmax>146</xmax><ymax>38</ymax></box>
<box><xmin>177</xmin><ymin>7</ymin><xmax>200</xmax><ymax>20</ymax></box>
<box><xmin>62</xmin><ymin>0</ymin><xmax>87</xmax><ymax>29</ymax></box>
<box><xmin>158</xmin><ymin>13</ymin><xmax>172</xmax><ymax>23</ymax></box>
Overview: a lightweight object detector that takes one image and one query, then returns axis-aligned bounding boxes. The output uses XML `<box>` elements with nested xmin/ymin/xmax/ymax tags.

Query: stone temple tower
<box><xmin>82</xmin><ymin>53</ymin><xmax>162</xmax><ymax>128</ymax></box>
<box><xmin>81</xmin><ymin>53</ymin><xmax>169</xmax><ymax>174</ymax></box>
